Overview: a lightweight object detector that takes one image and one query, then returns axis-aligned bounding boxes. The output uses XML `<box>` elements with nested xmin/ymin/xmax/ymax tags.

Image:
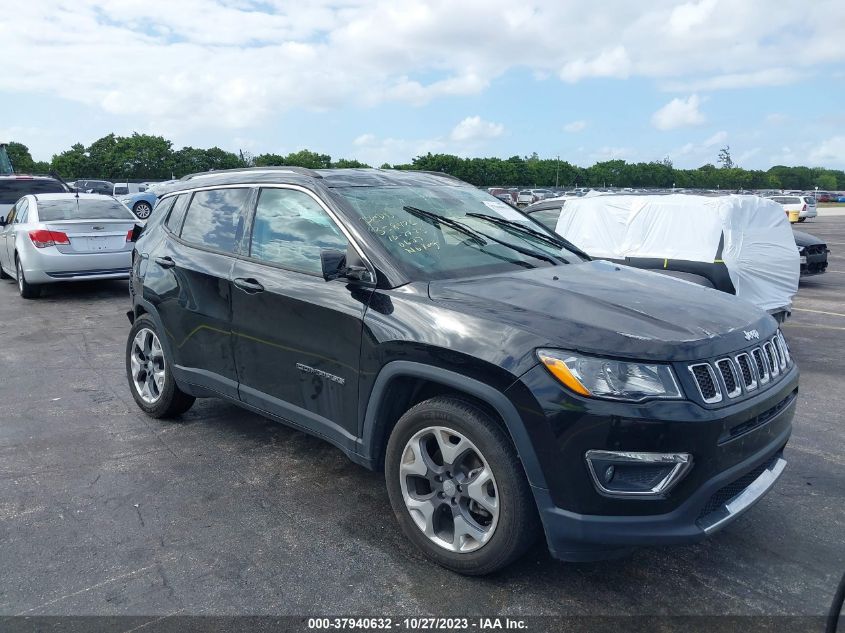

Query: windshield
<box><xmin>334</xmin><ymin>184</ymin><xmax>586</xmax><ymax>279</ymax></box>
<box><xmin>38</xmin><ymin>198</ymin><xmax>135</xmax><ymax>221</ymax></box>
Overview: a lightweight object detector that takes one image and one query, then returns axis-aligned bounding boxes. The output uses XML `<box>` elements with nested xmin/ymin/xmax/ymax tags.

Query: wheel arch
<box><xmin>359</xmin><ymin>361</ymin><xmax>547</xmax><ymax>489</ymax></box>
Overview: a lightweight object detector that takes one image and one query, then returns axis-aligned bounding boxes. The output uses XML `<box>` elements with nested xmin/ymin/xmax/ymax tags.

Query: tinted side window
<box><xmin>165</xmin><ymin>195</ymin><xmax>190</xmax><ymax>234</ymax></box>
<box><xmin>154</xmin><ymin>196</ymin><xmax>176</xmax><ymax>221</ymax></box>
<box><xmin>249</xmin><ymin>188</ymin><xmax>347</xmax><ymax>275</ymax></box>
<box><xmin>180</xmin><ymin>188</ymin><xmax>249</xmax><ymax>252</ymax></box>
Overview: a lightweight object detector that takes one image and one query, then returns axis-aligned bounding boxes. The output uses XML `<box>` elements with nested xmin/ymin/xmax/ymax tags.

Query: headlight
<box><xmin>537</xmin><ymin>349</ymin><xmax>683</xmax><ymax>401</ymax></box>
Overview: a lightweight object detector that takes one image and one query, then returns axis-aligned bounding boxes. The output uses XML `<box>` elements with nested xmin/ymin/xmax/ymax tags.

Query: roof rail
<box><xmin>412</xmin><ymin>170</ymin><xmax>464</xmax><ymax>183</ymax></box>
<box><xmin>180</xmin><ymin>165</ymin><xmax>323</xmax><ymax>181</ymax></box>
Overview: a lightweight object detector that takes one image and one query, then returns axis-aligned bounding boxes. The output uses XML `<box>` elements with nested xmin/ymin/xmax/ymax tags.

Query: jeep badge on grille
<box><xmin>744</xmin><ymin>329</ymin><xmax>760</xmax><ymax>341</ymax></box>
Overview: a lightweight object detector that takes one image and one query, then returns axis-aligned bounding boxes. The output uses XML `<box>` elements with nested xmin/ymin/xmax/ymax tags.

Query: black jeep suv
<box><xmin>126</xmin><ymin>167</ymin><xmax>798</xmax><ymax>574</ymax></box>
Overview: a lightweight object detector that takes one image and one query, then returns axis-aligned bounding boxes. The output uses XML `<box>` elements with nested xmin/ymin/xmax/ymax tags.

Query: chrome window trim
<box><xmin>688</xmin><ymin>362</ymin><xmax>723</xmax><ymax>404</ymax></box>
<box><xmin>734</xmin><ymin>353</ymin><xmax>758</xmax><ymax>391</ymax></box>
<box><xmin>584</xmin><ymin>450</ymin><xmax>693</xmax><ymax>498</ymax></box>
<box><xmin>715</xmin><ymin>358</ymin><xmax>742</xmax><ymax>398</ymax></box>
<box><xmin>159</xmin><ymin>183</ymin><xmax>376</xmax><ymax>284</ymax></box>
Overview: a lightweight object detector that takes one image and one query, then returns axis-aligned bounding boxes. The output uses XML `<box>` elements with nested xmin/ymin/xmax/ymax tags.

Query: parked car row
<box><xmin>1</xmin><ymin>166</ymin><xmax>801</xmax><ymax>577</ymax></box>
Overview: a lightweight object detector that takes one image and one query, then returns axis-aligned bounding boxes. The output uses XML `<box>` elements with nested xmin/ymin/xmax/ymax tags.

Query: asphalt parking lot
<box><xmin>1</xmin><ymin>215</ymin><xmax>843</xmax><ymax>619</ymax></box>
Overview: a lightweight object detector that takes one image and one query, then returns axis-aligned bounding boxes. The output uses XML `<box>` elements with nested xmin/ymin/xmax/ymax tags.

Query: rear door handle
<box><xmin>233</xmin><ymin>277</ymin><xmax>265</xmax><ymax>293</ymax></box>
<box><xmin>155</xmin><ymin>256</ymin><xmax>176</xmax><ymax>269</ymax></box>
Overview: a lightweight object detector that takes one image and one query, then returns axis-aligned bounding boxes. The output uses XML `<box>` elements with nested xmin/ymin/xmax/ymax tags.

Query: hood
<box><xmin>428</xmin><ymin>260</ymin><xmax>775</xmax><ymax>362</ymax></box>
<box><xmin>792</xmin><ymin>230</ymin><xmax>825</xmax><ymax>248</ymax></box>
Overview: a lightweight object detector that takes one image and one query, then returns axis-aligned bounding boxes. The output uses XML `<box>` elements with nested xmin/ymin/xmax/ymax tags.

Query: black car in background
<box><xmin>0</xmin><ymin>174</ymin><xmax>67</xmax><ymax>218</ymax></box>
<box><xmin>73</xmin><ymin>179</ymin><xmax>115</xmax><ymax>196</ymax></box>
<box><xmin>793</xmin><ymin>230</ymin><xmax>829</xmax><ymax>276</ymax></box>
<box><xmin>126</xmin><ymin>167</ymin><xmax>797</xmax><ymax>574</ymax></box>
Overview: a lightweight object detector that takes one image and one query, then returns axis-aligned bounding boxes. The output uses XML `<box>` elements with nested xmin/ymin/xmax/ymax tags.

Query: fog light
<box><xmin>585</xmin><ymin>450</ymin><xmax>692</xmax><ymax>498</ymax></box>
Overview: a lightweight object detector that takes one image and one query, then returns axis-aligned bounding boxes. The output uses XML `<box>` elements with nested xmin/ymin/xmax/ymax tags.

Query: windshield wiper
<box><xmin>402</xmin><ymin>205</ymin><xmax>558</xmax><ymax>267</ymax></box>
<box><xmin>402</xmin><ymin>206</ymin><xmax>487</xmax><ymax>246</ymax></box>
<box><xmin>464</xmin><ymin>212</ymin><xmax>591</xmax><ymax>260</ymax></box>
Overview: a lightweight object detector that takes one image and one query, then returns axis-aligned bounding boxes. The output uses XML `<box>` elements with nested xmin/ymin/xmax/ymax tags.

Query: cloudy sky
<box><xmin>1</xmin><ymin>0</ymin><xmax>843</xmax><ymax>168</ymax></box>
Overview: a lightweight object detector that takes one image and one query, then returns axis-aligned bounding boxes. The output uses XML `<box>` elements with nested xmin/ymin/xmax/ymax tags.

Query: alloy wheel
<box><xmin>135</xmin><ymin>203</ymin><xmax>152</xmax><ymax>219</ymax></box>
<box><xmin>16</xmin><ymin>260</ymin><xmax>23</xmax><ymax>293</ymax></box>
<box><xmin>399</xmin><ymin>426</ymin><xmax>499</xmax><ymax>553</ymax></box>
<box><xmin>130</xmin><ymin>328</ymin><xmax>166</xmax><ymax>403</ymax></box>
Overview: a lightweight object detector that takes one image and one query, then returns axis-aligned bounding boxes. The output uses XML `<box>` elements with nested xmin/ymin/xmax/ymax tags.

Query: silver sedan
<box><xmin>0</xmin><ymin>193</ymin><xmax>140</xmax><ymax>298</ymax></box>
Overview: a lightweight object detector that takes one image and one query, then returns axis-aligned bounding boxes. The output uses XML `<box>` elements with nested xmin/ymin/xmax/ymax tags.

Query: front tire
<box><xmin>385</xmin><ymin>396</ymin><xmax>539</xmax><ymax>575</ymax></box>
<box><xmin>16</xmin><ymin>257</ymin><xmax>41</xmax><ymax>299</ymax></box>
<box><xmin>126</xmin><ymin>315</ymin><xmax>195</xmax><ymax>418</ymax></box>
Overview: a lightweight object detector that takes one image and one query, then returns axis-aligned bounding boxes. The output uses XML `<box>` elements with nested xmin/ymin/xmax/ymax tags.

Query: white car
<box><xmin>516</xmin><ymin>190</ymin><xmax>536</xmax><ymax>206</ymax></box>
<box><xmin>767</xmin><ymin>195</ymin><xmax>817</xmax><ymax>222</ymax></box>
<box><xmin>0</xmin><ymin>193</ymin><xmax>139</xmax><ymax>298</ymax></box>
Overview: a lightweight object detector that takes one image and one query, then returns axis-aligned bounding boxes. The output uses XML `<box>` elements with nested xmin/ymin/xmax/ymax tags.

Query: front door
<box><xmin>230</xmin><ymin>186</ymin><xmax>369</xmax><ymax>448</ymax></box>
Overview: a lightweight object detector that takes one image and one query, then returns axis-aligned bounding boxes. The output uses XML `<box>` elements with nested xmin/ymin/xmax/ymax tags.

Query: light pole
<box><xmin>555</xmin><ymin>155</ymin><xmax>560</xmax><ymax>189</ymax></box>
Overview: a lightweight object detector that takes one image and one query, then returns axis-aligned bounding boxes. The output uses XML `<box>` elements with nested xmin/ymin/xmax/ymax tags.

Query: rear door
<box><xmin>229</xmin><ymin>186</ymin><xmax>369</xmax><ymax>445</ymax></box>
<box><xmin>0</xmin><ymin>198</ymin><xmax>22</xmax><ymax>271</ymax></box>
<box><xmin>152</xmin><ymin>187</ymin><xmax>252</xmax><ymax>399</ymax></box>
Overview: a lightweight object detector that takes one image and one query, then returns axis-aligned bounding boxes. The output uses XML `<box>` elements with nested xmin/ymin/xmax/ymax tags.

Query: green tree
<box><xmin>815</xmin><ymin>173</ymin><xmax>837</xmax><ymax>191</ymax></box>
<box><xmin>331</xmin><ymin>158</ymin><xmax>370</xmax><ymax>168</ymax></box>
<box><xmin>51</xmin><ymin>143</ymin><xmax>91</xmax><ymax>178</ymax></box>
<box><xmin>6</xmin><ymin>142</ymin><xmax>37</xmax><ymax>173</ymax></box>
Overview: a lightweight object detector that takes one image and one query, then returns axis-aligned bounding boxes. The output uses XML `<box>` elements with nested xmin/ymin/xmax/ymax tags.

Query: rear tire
<box><xmin>126</xmin><ymin>314</ymin><xmax>195</xmax><ymax>418</ymax></box>
<box><xmin>385</xmin><ymin>396</ymin><xmax>539</xmax><ymax>575</ymax></box>
<box><xmin>798</xmin><ymin>217</ymin><xmax>806</xmax><ymax>223</ymax></box>
<box><xmin>0</xmin><ymin>262</ymin><xmax>10</xmax><ymax>280</ymax></box>
<box><xmin>16</xmin><ymin>257</ymin><xmax>41</xmax><ymax>299</ymax></box>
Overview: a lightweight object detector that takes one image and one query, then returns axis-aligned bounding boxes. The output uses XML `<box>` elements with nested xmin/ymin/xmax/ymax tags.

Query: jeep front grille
<box><xmin>688</xmin><ymin>332</ymin><xmax>791</xmax><ymax>404</ymax></box>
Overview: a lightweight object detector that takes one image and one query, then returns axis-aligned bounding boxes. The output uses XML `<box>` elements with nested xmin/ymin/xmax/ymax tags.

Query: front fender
<box><xmin>359</xmin><ymin>360</ymin><xmax>548</xmax><ymax>489</ymax></box>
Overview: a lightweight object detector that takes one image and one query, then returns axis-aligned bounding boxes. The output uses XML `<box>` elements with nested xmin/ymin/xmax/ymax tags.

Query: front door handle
<box><xmin>233</xmin><ymin>277</ymin><xmax>265</xmax><ymax>293</ymax></box>
<box><xmin>155</xmin><ymin>256</ymin><xmax>176</xmax><ymax>269</ymax></box>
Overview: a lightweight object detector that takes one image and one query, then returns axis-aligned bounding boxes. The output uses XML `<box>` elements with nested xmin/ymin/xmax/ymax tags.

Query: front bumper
<box><xmin>800</xmin><ymin>251</ymin><xmax>829</xmax><ymax>276</ymax></box>
<box><xmin>533</xmin><ymin>435</ymin><xmax>789</xmax><ymax>562</ymax></box>
<box><xmin>507</xmin><ymin>362</ymin><xmax>798</xmax><ymax>562</ymax></box>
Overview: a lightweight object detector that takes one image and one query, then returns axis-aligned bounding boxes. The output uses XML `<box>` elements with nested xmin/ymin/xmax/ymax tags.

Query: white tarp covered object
<box><xmin>554</xmin><ymin>194</ymin><xmax>800</xmax><ymax>312</ymax></box>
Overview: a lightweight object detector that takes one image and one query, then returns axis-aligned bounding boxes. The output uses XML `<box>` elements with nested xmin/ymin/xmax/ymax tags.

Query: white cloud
<box><xmin>651</xmin><ymin>94</ymin><xmax>706</xmax><ymax>130</ymax></box>
<box><xmin>661</xmin><ymin>68</ymin><xmax>804</xmax><ymax>92</ymax></box>
<box><xmin>808</xmin><ymin>136</ymin><xmax>845</xmax><ymax>166</ymax></box>
<box><xmin>449</xmin><ymin>116</ymin><xmax>504</xmax><ymax>143</ymax></box>
<box><xmin>560</xmin><ymin>46</ymin><xmax>631</xmax><ymax>83</ymax></box>
<box><xmin>2</xmin><ymin>0</ymin><xmax>845</xmax><ymax>158</ymax></box>
<box><xmin>702</xmin><ymin>130</ymin><xmax>728</xmax><ymax>147</ymax></box>
<box><xmin>354</xmin><ymin>116</ymin><xmax>503</xmax><ymax>165</ymax></box>
<box><xmin>563</xmin><ymin>120</ymin><xmax>587</xmax><ymax>133</ymax></box>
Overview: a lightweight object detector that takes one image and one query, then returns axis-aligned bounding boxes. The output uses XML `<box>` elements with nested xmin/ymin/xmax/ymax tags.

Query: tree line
<box><xmin>6</xmin><ymin>133</ymin><xmax>843</xmax><ymax>191</ymax></box>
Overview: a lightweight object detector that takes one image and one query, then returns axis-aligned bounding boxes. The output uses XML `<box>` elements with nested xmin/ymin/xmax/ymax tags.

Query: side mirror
<box><xmin>321</xmin><ymin>247</ymin><xmax>375</xmax><ymax>285</ymax></box>
<box><xmin>320</xmin><ymin>248</ymin><xmax>347</xmax><ymax>281</ymax></box>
